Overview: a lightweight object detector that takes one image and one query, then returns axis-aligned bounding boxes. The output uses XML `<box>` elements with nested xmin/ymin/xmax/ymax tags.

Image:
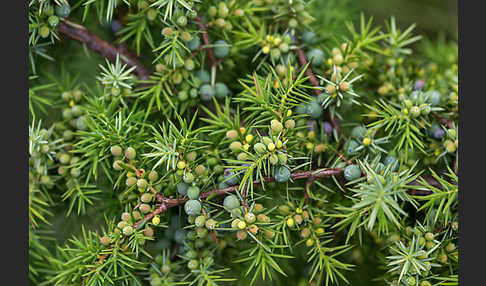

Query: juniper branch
<box><xmin>57</xmin><ymin>20</ymin><xmax>152</xmax><ymax>80</ymax></box>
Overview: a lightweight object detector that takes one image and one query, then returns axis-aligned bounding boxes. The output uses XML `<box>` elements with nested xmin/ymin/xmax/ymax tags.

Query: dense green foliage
<box><xmin>29</xmin><ymin>1</ymin><xmax>458</xmax><ymax>285</ymax></box>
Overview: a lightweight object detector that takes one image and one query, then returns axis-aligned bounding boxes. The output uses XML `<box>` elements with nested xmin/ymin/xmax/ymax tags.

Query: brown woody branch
<box><xmin>194</xmin><ymin>16</ymin><xmax>218</xmax><ymax>68</ymax></box>
<box><xmin>130</xmin><ymin>168</ymin><xmax>442</xmax><ymax>223</ymax></box>
<box><xmin>57</xmin><ymin>20</ymin><xmax>152</xmax><ymax>80</ymax></box>
<box><xmin>294</xmin><ymin>47</ymin><xmax>343</xmax><ymax>137</ymax></box>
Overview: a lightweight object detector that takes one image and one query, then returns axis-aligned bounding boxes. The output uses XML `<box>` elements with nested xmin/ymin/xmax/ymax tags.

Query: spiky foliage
<box><xmin>29</xmin><ymin>1</ymin><xmax>458</xmax><ymax>286</ymax></box>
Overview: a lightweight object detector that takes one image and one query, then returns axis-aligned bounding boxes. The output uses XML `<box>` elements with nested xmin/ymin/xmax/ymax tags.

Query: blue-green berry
<box><xmin>223</xmin><ymin>169</ymin><xmax>239</xmax><ymax>185</ymax></box>
<box><xmin>55</xmin><ymin>4</ymin><xmax>71</xmax><ymax>18</ymax></box>
<box><xmin>187</xmin><ymin>37</ymin><xmax>201</xmax><ymax>51</ymax></box>
<box><xmin>223</xmin><ymin>195</ymin><xmax>240</xmax><ymax>209</ymax></box>
<box><xmin>351</xmin><ymin>126</ymin><xmax>367</xmax><ymax>139</ymax></box>
<box><xmin>344</xmin><ymin>164</ymin><xmax>361</xmax><ymax>181</ymax></box>
<box><xmin>306</xmin><ymin>101</ymin><xmax>322</xmax><ymax>119</ymax></box>
<box><xmin>214</xmin><ymin>40</ymin><xmax>230</xmax><ymax>58</ymax></box>
<box><xmin>302</xmin><ymin>31</ymin><xmax>316</xmax><ymax>44</ymax></box>
<box><xmin>199</xmin><ymin>84</ymin><xmax>215</xmax><ymax>101</ymax></box>
<box><xmin>187</xmin><ymin>186</ymin><xmax>200</xmax><ymax>200</ymax></box>
<box><xmin>214</xmin><ymin>82</ymin><xmax>229</xmax><ymax>99</ymax></box>
<box><xmin>306</xmin><ymin>49</ymin><xmax>324</xmax><ymax>66</ymax></box>
<box><xmin>184</xmin><ymin>200</ymin><xmax>202</xmax><ymax>215</ymax></box>
<box><xmin>274</xmin><ymin>165</ymin><xmax>291</xmax><ymax>182</ymax></box>
<box><xmin>195</xmin><ymin>70</ymin><xmax>210</xmax><ymax>84</ymax></box>
<box><xmin>177</xmin><ymin>182</ymin><xmax>190</xmax><ymax>196</ymax></box>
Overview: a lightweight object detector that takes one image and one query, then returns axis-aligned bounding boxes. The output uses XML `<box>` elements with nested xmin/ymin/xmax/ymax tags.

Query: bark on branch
<box><xmin>57</xmin><ymin>20</ymin><xmax>152</xmax><ymax>80</ymax></box>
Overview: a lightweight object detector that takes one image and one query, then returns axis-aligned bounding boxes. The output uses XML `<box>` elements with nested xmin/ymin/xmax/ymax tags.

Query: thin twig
<box><xmin>57</xmin><ymin>20</ymin><xmax>152</xmax><ymax>80</ymax></box>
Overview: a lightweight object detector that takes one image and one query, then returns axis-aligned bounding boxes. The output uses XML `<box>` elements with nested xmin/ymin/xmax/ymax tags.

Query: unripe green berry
<box><xmin>176</xmin><ymin>16</ymin><xmax>187</xmax><ymax>26</ymax></box>
<box><xmin>141</xmin><ymin>193</ymin><xmax>153</xmax><ymax>203</ymax></box>
<box><xmin>254</xmin><ymin>142</ymin><xmax>267</xmax><ymax>154</ymax></box>
<box><xmin>199</xmin><ymin>84</ymin><xmax>215</xmax><ymax>101</ymax></box>
<box><xmin>187</xmin><ymin>259</ymin><xmax>199</xmax><ymax>270</ymax></box>
<box><xmin>122</xmin><ymin>225</ymin><xmax>134</xmax><ymax>236</ymax></box>
<box><xmin>125</xmin><ymin>147</ymin><xmax>136</xmax><ymax>160</ymax></box>
<box><xmin>187</xmin><ymin>186</ymin><xmax>200</xmax><ymax>200</ymax></box>
<box><xmin>100</xmin><ymin>236</ymin><xmax>111</xmax><ymax>246</ymax></box>
<box><xmin>344</xmin><ymin>164</ymin><xmax>361</xmax><ymax>181</ymax></box>
<box><xmin>214</xmin><ymin>40</ymin><xmax>230</xmax><ymax>58</ymax></box>
<box><xmin>223</xmin><ymin>195</ymin><xmax>240</xmax><ymax>209</ymax></box>
<box><xmin>70</xmin><ymin>168</ymin><xmax>81</xmax><ymax>177</ymax></box>
<box><xmin>274</xmin><ymin>165</ymin><xmax>291</xmax><ymax>182</ymax></box>
<box><xmin>161</xmin><ymin>264</ymin><xmax>170</xmax><ymax>274</ymax></box>
<box><xmin>148</xmin><ymin>170</ymin><xmax>158</xmax><ymax>182</ymax></box>
<box><xmin>244</xmin><ymin>212</ymin><xmax>256</xmax><ymax>223</ymax></box>
<box><xmin>195</xmin><ymin>215</ymin><xmax>206</xmax><ymax>227</ymax></box>
<box><xmin>111</xmin><ymin>145</ymin><xmax>123</xmax><ymax>157</ymax></box>
<box><xmin>137</xmin><ymin>179</ymin><xmax>148</xmax><ymax>189</ymax></box>
<box><xmin>270</xmin><ymin>119</ymin><xmax>283</xmax><ymax>133</ymax></box>
<box><xmin>55</xmin><ymin>4</ymin><xmax>71</xmax><ymax>18</ymax></box>
<box><xmin>446</xmin><ymin>242</ymin><xmax>455</xmax><ymax>252</ymax></box>
<box><xmin>48</xmin><ymin>15</ymin><xmax>59</xmax><ymax>27</ymax></box>
<box><xmin>126</xmin><ymin>177</ymin><xmax>137</xmax><ymax>187</ymax></box>
<box><xmin>184</xmin><ymin>200</ymin><xmax>202</xmax><ymax>215</ymax></box>
<box><xmin>214</xmin><ymin>82</ymin><xmax>229</xmax><ymax>99</ymax></box>
<box><xmin>138</xmin><ymin>204</ymin><xmax>151</xmax><ymax>214</ymax></box>
<box><xmin>183</xmin><ymin>172</ymin><xmax>195</xmax><ymax>183</ymax></box>
<box><xmin>205</xmin><ymin>218</ymin><xmax>217</xmax><ymax>230</ymax></box>
<box><xmin>230</xmin><ymin>141</ymin><xmax>242</xmax><ymax>152</ymax></box>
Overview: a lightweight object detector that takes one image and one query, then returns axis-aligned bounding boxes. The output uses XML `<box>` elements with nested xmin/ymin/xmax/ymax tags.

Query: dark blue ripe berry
<box><xmin>274</xmin><ymin>165</ymin><xmax>291</xmax><ymax>182</ymax></box>
<box><xmin>306</xmin><ymin>101</ymin><xmax>323</xmax><ymax>119</ymax></box>
<box><xmin>55</xmin><ymin>4</ymin><xmax>71</xmax><ymax>18</ymax></box>
<box><xmin>214</xmin><ymin>40</ymin><xmax>230</xmax><ymax>58</ymax></box>
<box><xmin>199</xmin><ymin>84</ymin><xmax>215</xmax><ymax>101</ymax></box>
<box><xmin>223</xmin><ymin>169</ymin><xmax>239</xmax><ymax>186</ymax></box>
<box><xmin>323</xmin><ymin>121</ymin><xmax>333</xmax><ymax>135</ymax></box>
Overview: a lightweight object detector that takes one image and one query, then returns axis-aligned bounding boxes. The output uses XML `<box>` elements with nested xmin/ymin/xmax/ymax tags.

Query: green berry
<box><xmin>344</xmin><ymin>164</ymin><xmax>361</xmax><ymax>181</ymax></box>
<box><xmin>122</xmin><ymin>225</ymin><xmax>134</xmax><ymax>236</ymax></box>
<box><xmin>177</xmin><ymin>16</ymin><xmax>187</xmax><ymax>26</ymax></box>
<box><xmin>306</xmin><ymin>101</ymin><xmax>322</xmax><ymax>119</ymax></box>
<box><xmin>302</xmin><ymin>31</ymin><xmax>316</xmax><ymax>44</ymax></box>
<box><xmin>214</xmin><ymin>40</ymin><xmax>230</xmax><ymax>58</ymax></box>
<box><xmin>125</xmin><ymin>147</ymin><xmax>136</xmax><ymax>160</ymax></box>
<box><xmin>187</xmin><ymin>186</ymin><xmax>200</xmax><ymax>200</ymax></box>
<box><xmin>306</xmin><ymin>49</ymin><xmax>324</xmax><ymax>66</ymax></box>
<box><xmin>148</xmin><ymin>170</ymin><xmax>158</xmax><ymax>182</ymax></box>
<box><xmin>244</xmin><ymin>212</ymin><xmax>256</xmax><ymax>223</ymax></box>
<box><xmin>113</xmin><ymin>160</ymin><xmax>123</xmax><ymax>171</ymax></box>
<box><xmin>139</xmin><ymin>203</ymin><xmax>151</xmax><ymax>214</ymax></box>
<box><xmin>187</xmin><ymin>259</ymin><xmax>199</xmax><ymax>270</ymax></box>
<box><xmin>110</xmin><ymin>145</ymin><xmax>123</xmax><ymax>157</ymax></box>
<box><xmin>195</xmin><ymin>70</ymin><xmax>210</xmax><ymax>83</ymax></box>
<box><xmin>199</xmin><ymin>84</ymin><xmax>215</xmax><ymax>101</ymax></box>
<box><xmin>195</xmin><ymin>215</ymin><xmax>206</xmax><ymax>227</ymax></box>
<box><xmin>126</xmin><ymin>177</ymin><xmax>137</xmax><ymax>187</ymax></box>
<box><xmin>270</xmin><ymin>119</ymin><xmax>283</xmax><ymax>133</ymax></box>
<box><xmin>253</xmin><ymin>142</ymin><xmax>267</xmax><ymax>154</ymax></box>
<box><xmin>100</xmin><ymin>236</ymin><xmax>111</xmax><ymax>246</ymax></box>
<box><xmin>351</xmin><ymin>126</ymin><xmax>367</xmax><ymax>139</ymax></box>
<box><xmin>137</xmin><ymin>179</ymin><xmax>148</xmax><ymax>189</ymax></box>
<box><xmin>177</xmin><ymin>182</ymin><xmax>189</xmax><ymax>196</ymax></box>
<box><xmin>48</xmin><ymin>15</ymin><xmax>59</xmax><ymax>27</ymax></box>
<box><xmin>424</xmin><ymin>232</ymin><xmax>434</xmax><ymax>241</ymax></box>
<box><xmin>70</xmin><ymin>168</ymin><xmax>81</xmax><ymax>177</ymax></box>
<box><xmin>183</xmin><ymin>172</ymin><xmax>195</xmax><ymax>183</ymax></box>
<box><xmin>205</xmin><ymin>218</ymin><xmax>217</xmax><ymax>230</ymax></box>
<box><xmin>161</xmin><ymin>264</ymin><xmax>171</xmax><ymax>274</ymax></box>
<box><xmin>141</xmin><ymin>193</ymin><xmax>153</xmax><ymax>203</ymax></box>
<box><xmin>187</xmin><ymin>37</ymin><xmax>201</xmax><ymax>51</ymax></box>
<box><xmin>184</xmin><ymin>200</ymin><xmax>202</xmax><ymax>215</ymax></box>
<box><xmin>59</xmin><ymin>153</ymin><xmax>70</xmax><ymax>164</ymax></box>
<box><xmin>406</xmin><ymin>276</ymin><xmax>416</xmax><ymax>285</ymax></box>
<box><xmin>223</xmin><ymin>195</ymin><xmax>240</xmax><ymax>209</ymax></box>
<box><xmin>274</xmin><ymin>165</ymin><xmax>291</xmax><ymax>182</ymax></box>
<box><xmin>214</xmin><ymin>82</ymin><xmax>229</xmax><ymax>99</ymax></box>
<box><xmin>55</xmin><ymin>4</ymin><xmax>71</xmax><ymax>18</ymax></box>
